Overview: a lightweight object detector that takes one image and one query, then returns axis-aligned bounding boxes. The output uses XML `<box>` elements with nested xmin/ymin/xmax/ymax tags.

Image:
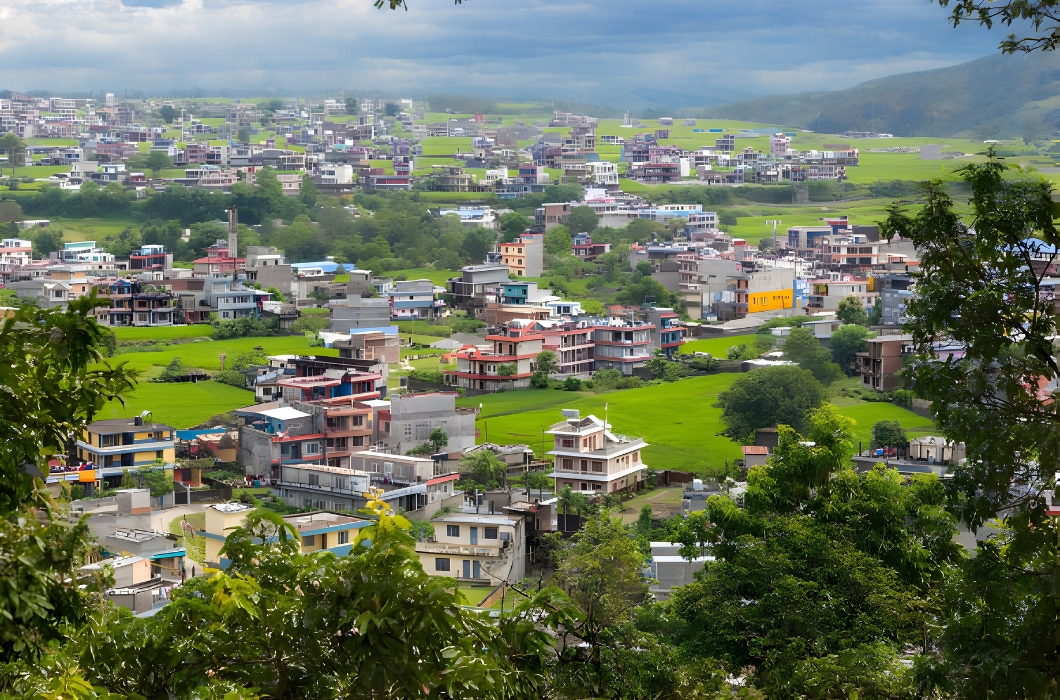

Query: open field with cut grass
<box><xmin>375</xmin><ymin>267</ymin><xmax>461</xmax><ymax>286</ymax></box>
<box><xmin>679</xmin><ymin>334</ymin><xmax>762</xmax><ymax>357</ymax></box>
<box><xmin>112</xmin><ymin>324</ymin><xmax>213</xmax><ymax>342</ymax></box>
<box><xmin>50</xmin><ymin>217</ymin><xmax>139</xmax><ymax>242</ymax></box>
<box><xmin>96</xmin><ymin>380</ymin><xmax>253</xmax><ymax>428</ymax></box>
<box><xmin>458</xmin><ymin>374</ymin><xmax>935</xmax><ymax>476</ymax></box>
<box><xmin>110</xmin><ymin>335</ymin><xmax>337</xmax><ymax>377</ymax></box>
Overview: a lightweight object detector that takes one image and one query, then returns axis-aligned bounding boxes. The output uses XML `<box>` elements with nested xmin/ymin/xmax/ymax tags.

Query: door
<box><xmin>473</xmin><ymin>561</ymin><xmax>481</xmax><ymax>579</ymax></box>
<box><xmin>463</xmin><ymin>560</ymin><xmax>471</xmax><ymax>579</ymax></box>
<box><xmin>469</xmin><ymin>527</ymin><xmax>478</xmax><ymax>545</ymax></box>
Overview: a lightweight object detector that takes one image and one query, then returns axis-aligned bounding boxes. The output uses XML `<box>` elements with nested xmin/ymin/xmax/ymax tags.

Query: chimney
<box><xmin>227</xmin><ymin>207</ymin><xmax>238</xmax><ymax>258</ymax></box>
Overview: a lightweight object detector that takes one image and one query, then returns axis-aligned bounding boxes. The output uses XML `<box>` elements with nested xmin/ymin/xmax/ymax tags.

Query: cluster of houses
<box><xmin>7</xmin><ymin>95</ymin><xmax>860</xmax><ymax>197</ymax></box>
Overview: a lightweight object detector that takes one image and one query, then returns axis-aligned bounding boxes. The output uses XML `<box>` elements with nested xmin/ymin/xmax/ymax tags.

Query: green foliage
<box><xmin>782</xmin><ymin>327</ymin><xmax>843</xmax><ymax>385</ymax></box>
<box><xmin>530</xmin><ymin>371</ymin><xmax>550</xmax><ymax>388</ymax></box>
<box><xmin>290</xmin><ymin>313</ymin><xmax>329</xmax><ymax>334</ymax></box>
<box><xmin>830</xmin><ymin>323</ymin><xmax>874</xmax><ymax>374</ymax></box>
<box><xmin>870</xmin><ymin>419</ymin><xmax>907</xmax><ymax>449</ymax></box>
<box><xmin>563</xmin><ymin>375</ymin><xmax>582</xmax><ymax>391</ymax></box>
<box><xmin>156</xmin><ymin>356</ymin><xmax>195</xmax><ymax>382</ymax></box>
<box><xmin>497</xmin><ymin>362</ymin><xmax>517</xmax><ymax>377</ymax></box>
<box><xmin>666</xmin><ymin>411</ymin><xmax>961</xmax><ymax>698</ymax></box>
<box><xmin>459</xmin><ymin>450</ymin><xmax>505</xmax><ymax>489</ymax></box>
<box><xmin>236</xmin><ymin>126</ymin><xmax>251</xmax><ymax>143</ymax></box>
<box><xmin>132</xmin><ymin>464</ymin><xmax>174</xmax><ymax>498</ymax></box>
<box><xmin>589</xmin><ymin>368</ymin><xmax>643</xmax><ymax>392</ymax></box>
<box><xmin>32</xmin><ymin>227</ymin><xmax>64</xmax><ymax>257</ymax></box>
<box><xmin>448</xmin><ymin>316</ymin><xmax>486</xmax><ymax>334</ymax></box>
<box><xmin>567</xmin><ymin>205</ymin><xmax>599</xmax><ymax>234</ymax></box>
<box><xmin>715</xmin><ymin>365</ymin><xmax>826</xmax><ymax>442</ymax></box>
<box><xmin>544</xmin><ymin>225</ymin><xmax>572</xmax><ymax>256</ymax></box>
<box><xmin>499</xmin><ymin>211</ymin><xmax>530</xmax><ymax>242</ymax></box>
<box><xmin>158</xmin><ymin>105</ymin><xmax>176</xmax><ymax>123</ymax></box>
<box><xmin>211</xmin><ymin>316</ymin><xmax>278</xmax><ymax>340</ymax></box>
<box><xmin>836</xmin><ymin>295</ymin><xmax>870</xmax><ymax>326</ymax></box>
<box><xmin>264</xmin><ymin>286</ymin><xmax>286</xmax><ymax>302</ymax></box>
<box><xmin>645</xmin><ymin>353</ymin><xmax>686</xmax><ymax>382</ymax></box>
<box><xmin>535</xmin><ymin>350</ymin><xmax>559</xmax><ymax>376</ymax></box>
<box><xmin>0</xmin><ymin>132</ymin><xmax>26</xmax><ymax>168</ymax></box>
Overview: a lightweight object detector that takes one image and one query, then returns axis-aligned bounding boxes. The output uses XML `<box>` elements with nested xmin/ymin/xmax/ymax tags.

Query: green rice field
<box><xmin>457</xmin><ymin>374</ymin><xmax>936</xmax><ymax>476</ymax></box>
<box><xmin>95</xmin><ymin>380</ymin><xmax>253</xmax><ymax>429</ymax></box>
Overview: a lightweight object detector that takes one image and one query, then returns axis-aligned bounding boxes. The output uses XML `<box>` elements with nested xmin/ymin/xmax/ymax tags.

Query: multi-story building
<box><xmin>416</xmin><ymin>513</ymin><xmax>525</xmax><ymax>583</ymax></box>
<box><xmin>128</xmin><ymin>244</ymin><xmax>173</xmax><ymax>275</ymax></box>
<box><xmin>546</xmin><ymin>410</ymin><xmax>648</xmax><ymax>494</ymax></box>
<box><xmin>94</xmin><ymin>279</ymin><xmax>176</xmax><ymax>327</ymax></box>
<box><xmin>571</xmin><ymin>232</ymin><xmax>611</xmax><ymax>261</ymax></box>
<box><xmin>374</xmin><ymin>391</ymin><xmax>478</xmax><ymax>455</ymax></box>
<box><xmin>534</xmin><ymin>202</ymin><xmax>571</xmax><ymax>229</ymax></box>
<box><xmin>499</xmin><ymin>232</ymin><xmax>543</xmax><ymax>278</ymax></box>
<box><xmin>0</xmin><ymin>238</ymin><xmax>33</xmax><ymax>283</ymax></box>
<box><xmin>204</xmin><ymin>275</ymin><xmax>269</xmax><ymax>320</ymax></box>
<box><xmin>330</xmin><ymin>295</ymin><xmax>393</xmax><ymax>333</ymax></box>
<box><xmin>388</xmin><ymin>279</ymin><xmax>443</xmax><ymax>320</ymax></box>
<box><xmin>591</xmin><ymin>316</ymin><xmax>655</xmax><ymax>375</ymax></box>
<box><xmin>540</xmin><ymin>319</ymin><xmax>596</xmax><ymax>376</ymax></box>
<box><xmin>445</xmin><ymin>321</ymin><xmax>545</xmax><ymax>392</ymax></box>
<box><xmin>877</xmin><ymin>273</ymin><xmax>912</xmax><ymax>327</ymax></box>
<box><xmin>806</xmin><ymin>277</ymin><xmax>878</xmax><ymax>312</ymax></box>
<box><xmin>645</xmin><ymin>307</ymin><xmax>684</xmax><ymax>358</ymax></box>
<box><xmin>446</xmin><ymin>263</ymin><xmax>512</xmax><ymax>310</ymax></box>
<box><xmin>76</xmin><ymin>416</ymin><xmax>176</xmax><ymax>469</ymax></box>
<box><xmin>857</xmin><ymin>334</ymin><xmax>913</xmax><ymax>391</ymax></box>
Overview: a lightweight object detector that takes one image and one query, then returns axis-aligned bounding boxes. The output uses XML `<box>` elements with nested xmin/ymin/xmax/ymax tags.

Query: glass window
<box><xmin>435</xmin><ymin>558</ymin><xmax>451</xmax><ymax>571</ymax></box>
<box><xmin>303</xmin><ymin>535</ymin><xmax>315</xmax><ymax>546</ymax></box>
<box><xmin>446</xmin><ymin>525</ymin><xmax>460</xmax><ymax>537</ymax></box>
<box><xmin>484</xmin><ymin>527</ymin><xmax>498</xmax><ymax>539</ymax></box>
<box><xmin>337</xmin><ymin>531</ymin><xmax>349</xmax><ymax>545</ymax></box>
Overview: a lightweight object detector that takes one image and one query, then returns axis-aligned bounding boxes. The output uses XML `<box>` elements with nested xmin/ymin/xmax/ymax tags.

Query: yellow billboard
<box><xmin>748</xmin><ymin>288</ymin><xmax>794</xmax><ymax>313</ymax></box>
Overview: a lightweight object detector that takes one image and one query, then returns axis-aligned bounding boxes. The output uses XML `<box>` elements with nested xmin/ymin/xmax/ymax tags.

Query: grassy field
<box><xmin>679</xmin><ymin>334</ymin><xmax>762</xmax><ymax>357</ymax></box>
<box><xmin>458</xmin><ymin>374</ymin><xmax>936</xmax><ymax>476</ymax></box>
<box><xmin>96</xmin><ymin>380</ymin><xmax>253</xmax><ymax>428</ymax></box>
<box><xmin>112</xmin><ymin>324</ymin><xmax>213</xmax><ymax>342</ymax></box>
<box><xmin>110</xmin><ymin>335</ymin><xmax>337</xmax><ymax>377</ymax></box>
<box><xmin>50</xmin><ymin>217</ymin><xmax>139</xmax><ymax>242</ymax></box>
<box><xmin>366</xmin><ymin>267</ymin><xmax>460</xmax><ymax>286</ymax></box>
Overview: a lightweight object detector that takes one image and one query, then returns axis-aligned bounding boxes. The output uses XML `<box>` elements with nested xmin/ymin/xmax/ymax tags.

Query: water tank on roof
<box><xmin>692</xmin><ymin>478</ymin><xmax>703</xmax><ymax>491</ymax></box>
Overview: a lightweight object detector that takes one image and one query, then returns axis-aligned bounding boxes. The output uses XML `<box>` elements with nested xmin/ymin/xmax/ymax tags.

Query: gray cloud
<box><xmin>0</xmin><ymin>0</ymin><xmax>1008</xmax><ymax>106</ymax></box>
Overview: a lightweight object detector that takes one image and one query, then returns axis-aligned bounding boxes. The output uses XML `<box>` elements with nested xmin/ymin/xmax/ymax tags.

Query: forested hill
<box><xmin>705</xmin><ymin>51</ymin><xmax>1060</xmax><ymax>139</ymax></box>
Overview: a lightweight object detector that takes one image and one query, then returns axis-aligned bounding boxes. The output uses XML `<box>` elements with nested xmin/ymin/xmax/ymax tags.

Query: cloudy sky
<box><xmin>0</xmin><ymin>0</ymin><xmax>1012</xmax><ymax>106</ymax></box>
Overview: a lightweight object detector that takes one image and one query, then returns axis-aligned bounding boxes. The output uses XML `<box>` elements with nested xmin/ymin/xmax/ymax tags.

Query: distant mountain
<box><xmin>705</xmin><ymin>52</ymin><xmax>1060</xmax><ymax>138</ymax></box>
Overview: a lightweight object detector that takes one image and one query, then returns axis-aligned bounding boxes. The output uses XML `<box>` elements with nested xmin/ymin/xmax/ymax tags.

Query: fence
<box><xmin>173</xmin><ymin>484</ymin><xmax>233</xmax><ymax>505</ymax></box>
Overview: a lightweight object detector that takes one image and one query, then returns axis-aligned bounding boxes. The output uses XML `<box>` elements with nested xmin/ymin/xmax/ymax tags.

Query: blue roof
<box><xmin>291</xmin><ymin>261</ymin><xmax>341</xmax><ymax>273</ymax></box>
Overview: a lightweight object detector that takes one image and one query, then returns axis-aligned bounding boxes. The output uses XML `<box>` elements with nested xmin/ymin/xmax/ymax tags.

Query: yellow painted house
<box><xmin>76</xmin><ymin>417</ymin><xmax>176</xmax><ymax>468</ymax></box>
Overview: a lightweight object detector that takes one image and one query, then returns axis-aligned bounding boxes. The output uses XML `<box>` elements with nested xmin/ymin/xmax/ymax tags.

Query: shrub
<box><xmin>211</xmin><ymin>317</ymin><xmax>278</xmax><ymax>340</ymax></box>
<box><xmin>892</xmin><ymin>389</ymin><xmax>915</xmax><ymax>407</ymax></box>
<box><xmin>563</xmin><ymin>376</ymin><xmax>581</xmax><ymax>391</ymax></box>
<box><xmin>529</xmin><ymin>371</ymin><xmax>550</xmax><ymax>389</ymax></box>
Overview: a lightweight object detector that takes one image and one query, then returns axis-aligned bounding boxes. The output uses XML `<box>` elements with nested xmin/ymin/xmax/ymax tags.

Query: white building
<box><xmin>546</xmin><ymin>410</ymin><xmax>648</xmax><ymax>494</ymax></box>
<box><xmin>416</xmin><ymin>513</ymin><xmax>525</xmax><ymax>583</ymax></box>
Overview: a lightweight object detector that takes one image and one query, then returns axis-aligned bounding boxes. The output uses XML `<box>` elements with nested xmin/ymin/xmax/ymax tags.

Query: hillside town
<box><xmin>2</xmin><ymin>0</ymin><xmax>1060</xmax><ymax>694</ymax></box>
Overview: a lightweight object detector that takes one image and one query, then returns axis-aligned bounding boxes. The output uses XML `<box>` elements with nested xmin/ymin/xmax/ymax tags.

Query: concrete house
<box><xmin>445</xmin><ymin>321</ymin><xmax>545</xmax><ymax>392</ymax></box>
<box><xmin>417</xmin><ymin>513</ymin><xmax>525</xmax><ymax>583</ymax></box>
<box><xmin>378</xmin><ymin>392</ymin><xmax>478</xmax><ymax>455</ymax></box>
<box><xmin>546</xmin><ymin>410</ymin><xmax>648</xmax><ymax>495</ymax></box>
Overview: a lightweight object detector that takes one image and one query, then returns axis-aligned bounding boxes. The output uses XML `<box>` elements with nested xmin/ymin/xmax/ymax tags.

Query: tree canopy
<box><xmin>715</xmin><ymin>365</ymin><xmax>826</xmax><ymax>442</ymax></box>
<box><xmin>782</xmin><ymin>326</ymin><xmax>843</xmax><ymax>385</ymax></box>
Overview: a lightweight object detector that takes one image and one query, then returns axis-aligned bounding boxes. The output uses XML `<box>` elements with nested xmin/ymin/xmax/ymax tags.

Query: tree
<box><xmin>549</xmin><ymin>511</ymin><xmax>649</xmax><ymax>697</ymax></box>
<box><xmin>563</xmin><ymin>375</ymin><xmax>581</xmax><ymax>391</ymax></box>
<box><xmin>535</xmin><ymin>350</ymin><xmax>559</xmax><ymax>376</ymax></box>
<box><xmin>782</xmin><ymin>326</ymin><xmax>843</xmax><ymax>385</ymax></box>
<box><xmin>460</xmin><ymin>450</ymin><xmax>505</xmax><ymax>489</ymax></box>
<box><xmin>300</xmin><ymin>174</ymin><xmax>318</xmax><ymax>208</ymax></box>
<box><xmin>132</xmin><ymin>463</ymin><xmax>174</xmax><ymax>498</ymax></box>
<box><xmin>715</xmin><ymin>365</ymin><xmax>826</xmax><ymax>442</ymax></box>
<box><xmin>830</xmin><ymin>323</ymin><xmax>874</xmax><ymax>374</ymax></box>
<box><xmin>935</xmin><ymin>0</ymin><xmax>1060</xmax><ymax>53</ymax></box>
<box><xmin>237</xmin><ymin>126</ymin><xmax>251</xmax><ymax>143</ymax></box>
<box><xmin>566</xmin><ymin>205</ymin><xmax>599</xmax><ymax>234</ymax></box>
<box><xmin>32</xmin><ymin>228</ymin><xmax>64</xmax><ymax>258</ymax></box>
<box><xmin>666</xmin><ymin>411</ymin><xmax>961</xmax><ymax>698</ymax></box>
<box><xmin>427</xmin><ymin>427</ymin><xmax>448</xmax><ymax>453</ymax></box>
<box><xmin>499</xmin><ymin>211</ymin><xmax>530</xmax><ymax>242</ymax></box>
<box><xmin>158</xmin><ymin>105</ymin><xmax>176</xmax><ymax>123</ymax></box>
<box><xmin>544</xmin><ymin>225</ymin><xmax>572</xmax><ymax>256</ymax></box>
<box><xmin>265</xmin><ymin>286</ymin><xmax>286</xmax><ymax>302</ymax></box>
<box><xmin>835</xmin><ymin>295</ymin><xmax>869</xmax><ymax>326</ymax></box>
<box><xmin>879</xmin><ymin>159</ymin><xmax>1060</xmax><ymax>693</ymax></box>
<box><xmin>145</xmin><ymin>150</ymin><xmax>173</xmax><ymax>177</ymax></box>
<box><xmin>867</xmin><ymin>297</ymin><xmax>882</xmax><ymax>326</ymax></box>
<box><xmin>870</xmin><ymin>420</ymin><xmax>906</xmax><ymax>450</ymax></box>
<box><xmin>0</xmin><ymin>132</ymin><xmax>26</xmax><ymax>170</ymax></box>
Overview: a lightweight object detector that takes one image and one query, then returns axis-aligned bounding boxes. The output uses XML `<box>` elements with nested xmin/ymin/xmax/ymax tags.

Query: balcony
<box><xmin>415</xmin><ymin>540</ymin><xmax>508</xmax><ymax>557</ymax></box>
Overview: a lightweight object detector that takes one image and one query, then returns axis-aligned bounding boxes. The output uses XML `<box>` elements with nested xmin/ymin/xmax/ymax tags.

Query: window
<box><xmin>435</xmin><ymin>558</ymin><xmax>451</xmax><ymax>571</ymax></box>
<box><xmin>562</xmin><ymin>458</ymin><xmax>574</xmax><ymax>470</ymax></box>
<box><xmin>404</xmin><ymin>424</ymin><xmax>412</xmax><ymax>439</ymax></box>
<box><xmin>484</xmin><ymin>527</ymin><xmax>498</xmax><ymax>539</ymax></box>
<box><xmin>446</xmin><ymin>525</ymin><xmax>460</xmax><ymax>537</ymax></box>
<box><xmin>303</xmin><ymin>534</ymin><xmax>315</xmax><ymax>546</ymax></box>
<box><xmin>156</xmin><ymin>450</ymin><xmax>163</xmax><ymax>459</ymax></box>
<box><xmin>308</xmin><ymin>473</ymin><xmax>320</xmax><ymax>486</ymax></box>
<box><xmin>337</xmin><ymin>530</ymin><xmax>349</xmax><ymax>545</ymax></box>
<box><xmin>335</xmin><ymin>477</ymin><xmax>347</xmax><ymax>490</ymax></box>
<box><xmin>580</xmin><ymin>482</ymin><xmax>587</xmax><ymax>491</ymax></box>
<box><xmin>304</xmin><ymin>442</ymin><xmax>320</xmax><ymax>455</ymax></box>
<box><xmin>352</xmin><ymin>415</ymin><xmax>365</xmax><ymax>427</ymax></box>
<box><xmin>591</xmin><ymin>461</ymin><xmax>603</xmax><ymax>472</ymax></box>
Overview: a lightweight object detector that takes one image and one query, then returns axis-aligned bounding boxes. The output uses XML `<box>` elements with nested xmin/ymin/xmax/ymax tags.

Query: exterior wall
<box><xmin>747</xmin><ymin>288</ymin><xmax>794</xmax><ymax>313</ymax></box>
<box><xmin>388</xmin><ymin>392</ymin><xmax>477</xmax><ymax>455</ymax></box>
<box><xmin>239</xmin><ymin>426</ymin><xmax>279</xmax><ymax>474</ymax></box>
<box><xmin>417</xmin><ymin>515</ymin><xmax>525</xmax><ymax>582</ymax></box>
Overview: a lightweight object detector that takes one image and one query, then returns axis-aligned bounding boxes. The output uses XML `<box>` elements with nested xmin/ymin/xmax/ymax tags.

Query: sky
<box><xmin>0</xmin><ymin>0</ymin><xmax>1015</xmax><ymax>108</ymax></box>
